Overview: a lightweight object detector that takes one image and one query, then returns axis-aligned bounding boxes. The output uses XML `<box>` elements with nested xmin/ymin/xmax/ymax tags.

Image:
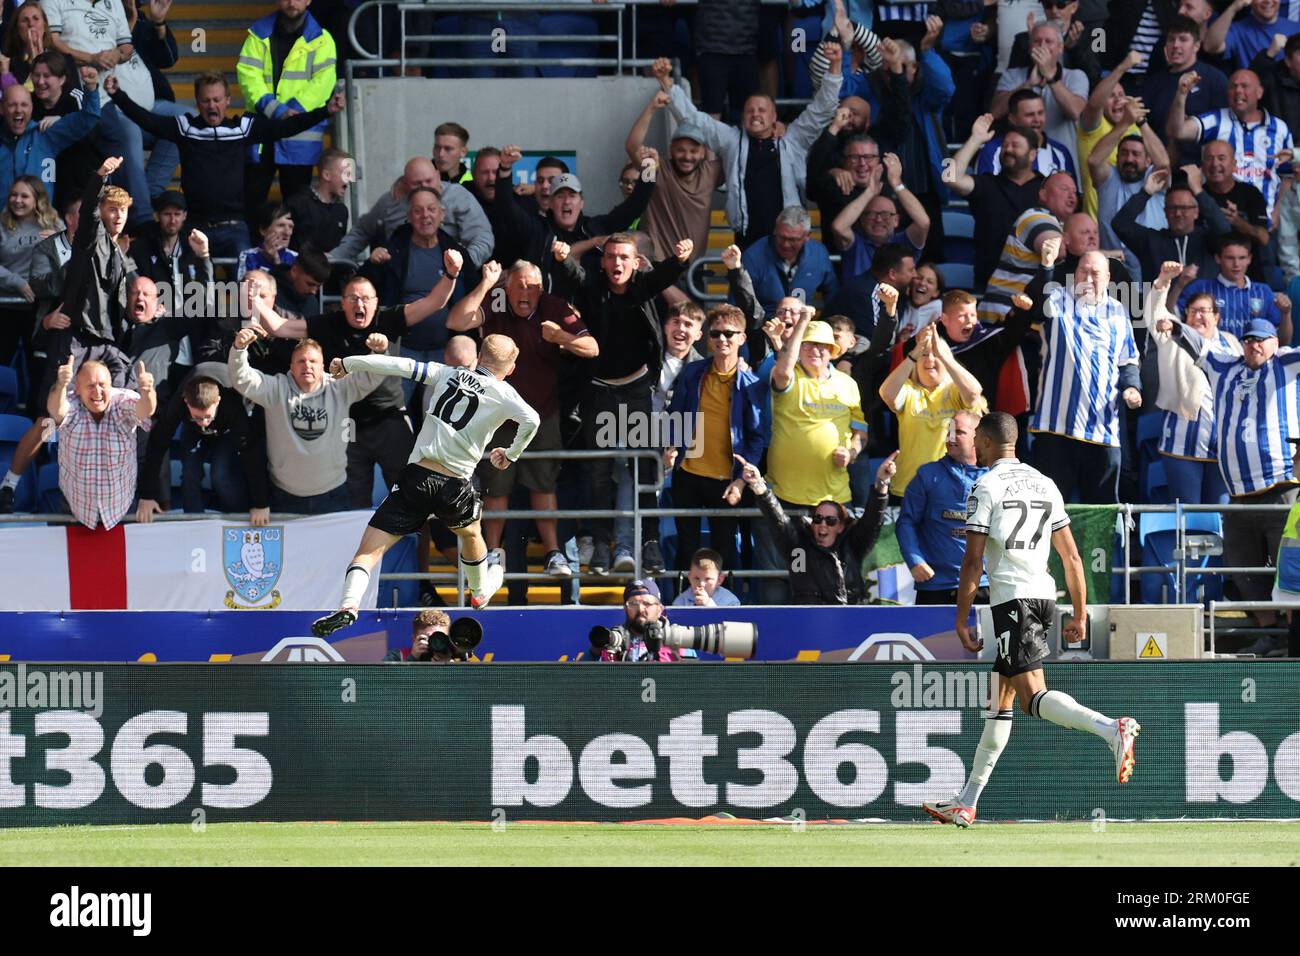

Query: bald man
<box><xmin>49</xmin><ymin>356</ymin><xmax>156</xmax><ymax>530</ymax></box>
<box><xmin>0</xmin><ymin>77</ymin><xmax>102</xmax><ymax>204</ymax></box>
<box><xmin>119</xmin><ymin>274</ymin><xmax>209</xmax><ymax>409</ymax></box>
<box><xmin>329</xmin><ymin>154</ymin><xmax>494</xmax><ymax>269</ymax></box>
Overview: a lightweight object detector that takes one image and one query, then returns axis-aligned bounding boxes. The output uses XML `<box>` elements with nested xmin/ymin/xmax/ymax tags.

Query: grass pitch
<box><xmin>1</xmin><ymin>821</ymin><xmax>1297</xmax><ymax>866</ymax></box>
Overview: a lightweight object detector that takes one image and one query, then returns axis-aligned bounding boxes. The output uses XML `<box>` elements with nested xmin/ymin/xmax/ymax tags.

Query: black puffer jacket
<box><xmin>758</xmin><ymin>486</ymin><xmax>889</xmax><ymax>605</ymax></box>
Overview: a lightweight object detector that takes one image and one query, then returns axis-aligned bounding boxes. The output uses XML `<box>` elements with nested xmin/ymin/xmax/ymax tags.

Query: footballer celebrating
<box><xmin>924</xmin><ymin>412</ymin><xmax>1139</xmax><ymax>827</ymax></box>
<box><xmin>312</xmin><ymin>334</ymin><xmax>540</xmax><ymax>635</ymax></box>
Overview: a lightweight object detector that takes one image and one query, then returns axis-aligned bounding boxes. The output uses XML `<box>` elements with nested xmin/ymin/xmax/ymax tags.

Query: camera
<box><xmin>589</xmin><ymin>621</ymin><xmax>758</xmax><ymax>659</ymax></box>
<box><xmin>415</xmin><ymin>617</ymin><xmax>483</xmax><ymax>662</ymax></box>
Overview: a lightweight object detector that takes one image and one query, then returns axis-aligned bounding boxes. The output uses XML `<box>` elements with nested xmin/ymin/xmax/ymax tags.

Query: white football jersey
<box><xmin>965</xmin><ymin>458</ymin><xmax>1070</xmax><ymax>605</ymax></box>
<box><xmin>409</xmin><ymin>363</ymin><xmax>540</xmax><ymax>479</ymax></box>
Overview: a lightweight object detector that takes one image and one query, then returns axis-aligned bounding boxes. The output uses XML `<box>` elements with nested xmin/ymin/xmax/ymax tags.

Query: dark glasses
<box><xmin>810</xmin><ymin>515</ymin><xmax>840</xmax><ymax>526</ymax></box>
<box><xmin>709</xmin><ymin>329</ymin><xmax>740</xmax><ymax>339</ymax></box>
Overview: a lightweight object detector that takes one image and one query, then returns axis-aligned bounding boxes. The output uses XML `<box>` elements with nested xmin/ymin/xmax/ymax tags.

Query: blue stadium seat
<box><xmin>1136</xmin><ymin>411</ymin><xmax>1163</xmax><ymax>460</ymax></box>
<box><xmin>0</xmin><ymin>412</ymin><xmax>32</xmax><ymax>443</ymax></box>
<box><xmin>0</xmin><ymin>447</ymin><xmax>36</xmax><ymax>513</ymax></box>
<box><xmin>940</xmin><ymin>211</ymin><xmax>976</xmax><ymax>265</ymax></box>
<box><xmin>936</xmin><ymin>263</ymin><xmax>975</xmax><ymax>291</ymax></box>
<box><xmin>1139</xmin><ymin>512</ymin><xmax>1224</xmax><ymax>605</ymax></box>
<box><xmin>35</xmin><ymin>462</ymin><xmax>62</xmax><ymax>513</ymax></box>
<box><xmin>379</xmin><ymin>533</ymin><xmax>421</xmax><ymax>608</ymax></box>
<box><xmin>1142</xmin><ymin>457</ymin><xmax>1169</xmax><ymax>503</ymax></box>
<box><xmin>0</xmin><ymin>364</ymin><xmax>17</xmax><ymax>413</ymax></box>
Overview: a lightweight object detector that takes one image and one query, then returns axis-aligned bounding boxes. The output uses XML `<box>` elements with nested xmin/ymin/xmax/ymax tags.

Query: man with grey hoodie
<box><xmin>228</xmin><ymin>325</ymin><xmax>384</xmax><ymax>514</ymax></box>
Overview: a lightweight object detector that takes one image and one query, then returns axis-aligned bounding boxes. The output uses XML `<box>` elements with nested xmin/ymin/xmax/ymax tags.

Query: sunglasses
<box><xmin>619</xmin><ymin>178</ymin><xmax>639</xmax><ymax>187</ymax></box>
<box><xmin>810</xmin><ymin>515</ymin><xmax>840</xmax><ymax>526</ymax></box>
<box><xmin>709</xmin><ymin>329</ymin><xmax>741</xmax><ymax>339</ymax></box>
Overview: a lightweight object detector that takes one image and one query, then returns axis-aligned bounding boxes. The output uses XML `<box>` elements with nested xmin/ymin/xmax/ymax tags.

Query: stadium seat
<box><xmin>0</xmin><ymin>365</ymin><xmax>17</xmax><ymax>413</ymax></box>
<box><xmin>936</xmin><ymin>263</ymin><xmax>975</xmax><ymax>291</ymax></box>
<box><xmin>0</xmin><ymin>444</ymin><xmax>36</xmax><ymax>513</ymax></box>
<box><xmin>1139</xmin><ymin>512</ymin><xmax>1223</xmax><ymax>605</ymax></box>
<box><xmin>1136</xmin><ymin>412</ymin><xmax>1163</xmax><ymax>461</ymax></box>
<box><xmin>940</xmin><ymin>211</ymin><xmax>976</xmax><ymax>265</ymax></box>
<box><xmin>0</xmin><ymin>412</ymin><xmax>31</xmax><ymax>444</ymax></box>
<box><xmin>35</xmin><ymin>462</ymin><xmax>61</xmax><ymax>513</ymax></box>
<box><xmin>1142</xmin><ymin>458</ymin><xmax>1169</xmax><ymax>503</ymax></box>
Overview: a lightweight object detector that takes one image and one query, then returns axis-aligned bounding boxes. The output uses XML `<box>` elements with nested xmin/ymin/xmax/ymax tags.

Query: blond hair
<box><xmin>480</xmin><ymin>333</ymin><xmax>519</xmax><ymax>373</ymax></box>
<box><xmin>2</xmin><ymin>175</ymin><xmax>58</xmax><ymax>231</ymax></box>
<box><xmin>100</xmin><ymin>186</ymin><xmax>132</xmax><ymax>209</ymax></box>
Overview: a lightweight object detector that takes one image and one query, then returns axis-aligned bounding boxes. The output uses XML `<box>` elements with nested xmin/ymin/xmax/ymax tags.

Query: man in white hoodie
<box><xmin>228</xmin><ymin>326</ymin><xmax>384</xmax><ymax>514</ymax></box>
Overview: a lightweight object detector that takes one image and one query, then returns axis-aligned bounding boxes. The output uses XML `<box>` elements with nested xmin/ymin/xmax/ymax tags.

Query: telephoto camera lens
<box><xmin>660</xmin><ymin>622</ymin><xmax>757</xmax><ymax>659</ymax></box>
<box><xmin>449</xmin><ymin>617</ymin><xmax>483</xmax><ymax>654</ymax></box>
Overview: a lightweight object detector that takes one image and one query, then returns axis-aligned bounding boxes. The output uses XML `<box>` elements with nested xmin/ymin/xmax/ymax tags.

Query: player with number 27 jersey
<box><xmin>965</xmin><ymin>460</ymin><xmax>1070</xmax><ymax>607</ymax></box>
<box><xmin>923</xmin><ymin>412</ymin><xmax>1139</xmax><ymax>830</ymax></box>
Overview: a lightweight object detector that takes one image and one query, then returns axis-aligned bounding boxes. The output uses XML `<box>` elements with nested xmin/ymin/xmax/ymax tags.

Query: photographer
<box><xmin>738</xmin><ymin>450</ymin><xmax>897</xmax><ymax>606</ymax></box>
<box><xmin>590</xmin><ymin>580</ymin><xmax>684</xmax><ymax>662</ymax></box>
<box><xmin>590</xmin><ymin>578</ymin><xmax>759</xmax><ymax>661</ymax></box>
<box><xmin>383</xmin><ymin>609</ymin><xmax>481</xmax><ymax>663</ymax></box>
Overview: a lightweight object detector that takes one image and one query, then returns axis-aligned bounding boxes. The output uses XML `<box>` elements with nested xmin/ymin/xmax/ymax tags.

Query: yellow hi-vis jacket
<box><xmin>237</xmin><ymin>12</ymin><xmax>337</xmax><ymax>166</ymax></box>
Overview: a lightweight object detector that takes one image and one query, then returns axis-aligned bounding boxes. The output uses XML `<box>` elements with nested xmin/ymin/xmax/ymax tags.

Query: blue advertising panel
<box><xmin>0</xmin><ymin>606</ymin><xmax>978</xmax><ymax>663</ymax></box>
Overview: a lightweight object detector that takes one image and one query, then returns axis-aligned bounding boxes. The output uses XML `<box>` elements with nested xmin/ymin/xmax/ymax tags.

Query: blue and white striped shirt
<box><xmin>1159</xmin><ymin>329</ymin><xmax>1239</xmax><ymax>462</ymax></box>
<box><xmin>1176</xmin><ymin>275</ymin><xmax>1282</xmax><ymax>342</ymax></box>
<box><xmin>1031</xmin><ymin>286</ymin><xmax>1139</xmax><ymax>447</ymax></box>
<box><xmin>1194</xmin><ymin>108</ymin><xmax>1294</xmax><ymax>219</ymax></box>
<box><xmin>976</xmin><ymin>135</ymin><xmax>1078</xmax><ymax>184</ymax></box>
<box><xmin>1199</xmin><ymin>346</ymin><xmax>1300</xmax><ymax>497</ymax></box>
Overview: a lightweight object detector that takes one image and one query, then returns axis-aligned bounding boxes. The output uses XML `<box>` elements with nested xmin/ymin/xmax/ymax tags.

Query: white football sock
<box><xmin>1031</xmin><ymin>690</ymin><xmax>1117</xmax><ymax>740</ymax></box>
<box><xmin>958</xmin><ymin>710</ymin><xmax>1013</xmax><ymax>808</ymax></box>
<box><xmin>340</xmin><ymin>564</ymin><xmax>370</xmax><ymax>610</ymax></box>
<box><xmin>1</xmin><ymin>470</ymin><xmax>19</xmax><ymax>491</ymax></box>
<box><xmin>461</xmin><ymin>553</ymin><xmax>486</xmax><ymax>592</ymax></box>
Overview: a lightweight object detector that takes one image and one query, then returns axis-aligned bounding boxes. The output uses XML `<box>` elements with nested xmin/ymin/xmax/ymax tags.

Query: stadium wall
<box><xmin>1</xmin><ymin>662</ymin><xmax>1296</xmax><ymax>825</ymax></box>
<box><xmin>0</xmin><ymin>606</ymin><xmax>974</xmax><ymax>662</ymax></box>
<box><xmin>346</xmin><ymin>77</ymin><xmax>674</xmax><ymax>214</ymax></box>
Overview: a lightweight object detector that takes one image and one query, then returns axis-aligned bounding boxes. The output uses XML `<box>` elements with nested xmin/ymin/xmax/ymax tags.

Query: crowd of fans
<box><xmin>2</xmin><ymin>0</ymin><xmax>1300</xmax><ymax>626</ymax></box>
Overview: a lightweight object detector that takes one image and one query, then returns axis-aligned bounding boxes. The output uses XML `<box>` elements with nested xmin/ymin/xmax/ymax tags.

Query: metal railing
<box><xmin>347</xmin><ymin>0</ymin><xmax>801</xmax><ymax>78</ymax></box>
<box><xmin>3</xmin><ymin>449</ymin><xmax>1296</xmax><ymax>610</ymax></box>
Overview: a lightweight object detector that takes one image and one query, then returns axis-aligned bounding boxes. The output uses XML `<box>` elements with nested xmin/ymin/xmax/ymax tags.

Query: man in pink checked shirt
<box><xmin>49</xmin><ymin>354</ymin><xmax>156</xmax><ymax>530</ymax></box>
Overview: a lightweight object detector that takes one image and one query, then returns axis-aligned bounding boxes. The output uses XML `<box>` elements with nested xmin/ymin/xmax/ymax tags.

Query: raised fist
<box><xmin>329</xmin><ymin>357</ymin><xmax>348</xmax><ymax>379</ymax></box>
<box><xmin>233</xmin><ymin>327</ymin><xmax>263</xmax><ymax>350</ymax></box>
<box><xmin>721</xmin><ymin>244</ymin><xmax>742</xmax><ymax>271</ymax></box>
<box><xmin>1011</xmin><ymin>293</ymin><xmax>1033</xmax><ymax>311</ymax></box>
<box><xmin>877</xmin><ymin>282</ymin><xmax>899</xmax><ymax>315</ymax></box>
<box><xmin>188</xmin><ymin>228</ymin><xmax>210</xmax><ymax>259</ymax></box>
<box><xmin>500</xmin><ymin>145</ymin><xmax>522</xmax><ymax>168</ymax></box>
<box><xmin>443</xmin><ymin>249</ymin><xmax>463</xmax><ymax>277</ymax></box>
<box><xmin>366</xmin><ymin>333</ymin><xmax>389</xmax><ymax>353</ymax></box>
<box><xmin>1157</xmin><ymin>260</ymin><xmax>1183</xmax><ymax>286</ymax></box>
<box><xmin>1178</xmin><ymin>71</ymin><xmax>1201</xmax><ymax>96</ymax></box>
<box><xmin>552</xmin><ymin>240</ymin><xmax>571</xmax><ymax>262</ymax></box>
<box><xmin>482</xmin><ymin>260</ymin><xmax>503</xmax><ymax>287</ymax></box>
<box><xmin>1040</xmin><ymin>234</ymin><xmax>1062</xmax><ymax>267</ymax></box>
<box><xmin>674</xmin><ymin>238</ymin><xmax>694</xmax><ymax>262</ymax></box>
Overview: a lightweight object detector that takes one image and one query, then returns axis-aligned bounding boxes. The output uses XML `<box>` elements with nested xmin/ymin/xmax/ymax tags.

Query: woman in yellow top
<box><xmin>878</xmin><ymin>322</ymin><xmax>986</xmax><ymax>498</ymax></box>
